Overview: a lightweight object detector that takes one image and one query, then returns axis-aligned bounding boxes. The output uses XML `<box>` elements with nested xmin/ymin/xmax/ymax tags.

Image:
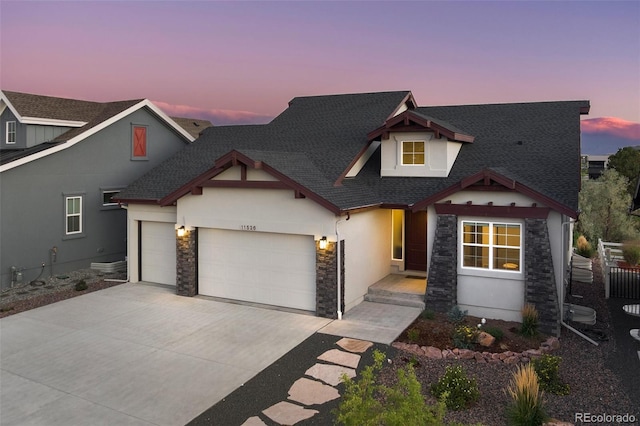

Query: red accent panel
<box><xmin>133</xmin><ymin>127</ymin><xmax>147</xmax><ymax>157</ymax></box>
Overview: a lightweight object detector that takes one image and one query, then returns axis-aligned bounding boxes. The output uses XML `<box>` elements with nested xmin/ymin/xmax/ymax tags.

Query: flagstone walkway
<box><xmin>240</xmin><ymin>337</ymin><xmax>373</xmax><ymax>425</ymax></box>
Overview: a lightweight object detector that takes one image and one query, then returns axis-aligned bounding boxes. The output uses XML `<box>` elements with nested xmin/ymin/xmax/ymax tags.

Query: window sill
<box><xmin>62</xmin><ymin>233</ymin><xmax>86</xmax><ymax>241</ymax></box>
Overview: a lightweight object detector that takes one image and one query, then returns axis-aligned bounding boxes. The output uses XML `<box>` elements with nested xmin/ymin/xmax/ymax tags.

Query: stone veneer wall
<box><xmin>176</xmin><ymin>228</ymin><xmax>197</xmax><ymax>297</ymax></box>
<box><xmin>524</xmin><ymin>218</ymin><xmax>560</xmax><ymax>337</ymax></box>
<box><xmin>316</xmin><ymin>240</ymin><xmax>345</xmax><ymax>319</ymax></box>
<box><xmin>425</xmin><ymin>214</ymin><xmax>458</xmax><ymax>312</ymax></box>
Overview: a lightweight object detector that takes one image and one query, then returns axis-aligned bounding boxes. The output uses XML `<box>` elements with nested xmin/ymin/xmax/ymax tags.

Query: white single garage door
<box><xmin>199</xmin><ymin>229</ymin><xmax>316</xmax><ymax>311</ymax></box>
<box><xmin>141</xmin><ymin>222</ymin><xmax>176</xmax><ymax>286</ymax></box>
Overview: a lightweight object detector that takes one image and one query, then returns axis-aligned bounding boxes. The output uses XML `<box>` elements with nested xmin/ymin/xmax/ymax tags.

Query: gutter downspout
<box><xmin>336</xmin><ymin>213</ymin><xmax>350</xmax><ymax>320</ymax></box>
<box><xmin>560</xmin><ymin>218</ymin><xmax>598</xmax><ymax>346</ymax></box>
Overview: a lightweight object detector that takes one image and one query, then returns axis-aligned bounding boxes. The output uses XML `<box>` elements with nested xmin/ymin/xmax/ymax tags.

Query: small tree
<box><xmin>578</xmin><ymin>169</ymin><xmax>639</xmax><ymax>242</ymax></box>
<box><xmin>334</xmin><ymin>350</ymin><xmax>446</xmax><ymax>425</ymax></box>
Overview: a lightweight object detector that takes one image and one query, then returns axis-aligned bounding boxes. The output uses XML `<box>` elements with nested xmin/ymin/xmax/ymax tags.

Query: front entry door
<box><xmin>405</xmin><ymin>211</ymin><xmax>427</xmax><ymax>271</ymax></box>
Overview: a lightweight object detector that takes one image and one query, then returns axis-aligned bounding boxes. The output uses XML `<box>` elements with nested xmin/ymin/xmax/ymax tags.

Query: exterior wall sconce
<box><xmin>177</xmin><ymin>226</ymin><xmax>186</xmax><ymax>237</ymax></box>
<box><xmin>319</xmin><ymin>236</ymin><xmax>328</xmax><ymax>250</ymax></box>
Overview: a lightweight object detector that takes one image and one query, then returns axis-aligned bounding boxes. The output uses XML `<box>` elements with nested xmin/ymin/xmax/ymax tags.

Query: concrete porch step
<box><xmin>366</xmin><ymin>286</ymin><xmax>425</xmax><ymax>301</ymax></box>
<box><xmin>364</xmin><ymin>293</ymin><xmax>425</xmax><ymax>309</ymax></box>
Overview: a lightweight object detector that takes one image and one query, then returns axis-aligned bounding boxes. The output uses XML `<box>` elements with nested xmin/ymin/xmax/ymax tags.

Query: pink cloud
<box><xmin>152</xmin><ymin>100</ymin><xmax>274</xmax><ymax>126</ymax></box>
<box><xmin>581</xmin><ymin>117</ymin><xmax>640</xmax><ymax>140</ymax></box>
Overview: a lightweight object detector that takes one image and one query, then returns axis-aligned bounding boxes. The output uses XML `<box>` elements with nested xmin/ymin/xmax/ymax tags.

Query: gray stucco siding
<box><xmin>26</xmin><ymin>124</ymin><xmax>71</xmax><ymax>147</ymax></box>
<box><xmin>0</xmin><ymin>107</ymin><xmax>188</xmax><ymax>289</ymax></box>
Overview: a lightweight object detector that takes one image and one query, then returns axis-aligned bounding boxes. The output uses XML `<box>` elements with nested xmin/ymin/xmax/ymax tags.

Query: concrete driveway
<box><xmin>0</xmin><ymin>283</ymin><xmax>331</xmax><ymax>426</ymax></box>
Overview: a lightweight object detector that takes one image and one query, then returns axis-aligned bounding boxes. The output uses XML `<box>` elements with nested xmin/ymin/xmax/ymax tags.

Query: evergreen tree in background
<box><xmin>578</xmin><ymin>169</ymin><xmax>639</xmax><ymax>243</ymax></box>
<box><xmin>607</xmin><ymin>147</ymin><xmax>640</xmax><ymax>195</ymax></box>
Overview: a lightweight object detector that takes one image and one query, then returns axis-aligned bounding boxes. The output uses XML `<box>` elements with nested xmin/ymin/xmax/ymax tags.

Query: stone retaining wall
<box><xmin>392</xmin><ymin>336</ymin><xmax>560</xmax><ymax>365</ymax></box>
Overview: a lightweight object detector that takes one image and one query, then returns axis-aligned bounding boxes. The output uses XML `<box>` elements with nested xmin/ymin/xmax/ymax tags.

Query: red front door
<box><xmin>405</xmin><ymin>211</ymin><xmax>427</xmax><ymax>271</ymax></box>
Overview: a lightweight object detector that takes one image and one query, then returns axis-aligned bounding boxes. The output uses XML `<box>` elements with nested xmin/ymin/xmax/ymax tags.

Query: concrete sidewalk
<box><xmin>0</xmin><ymin>283</ymin><xmax>331</xmax><ymax>426</ymax></box>
<box><xmin>318</xmin><ymin>301</ymin><xmax>422</xmax><ymax>344</ymax></box>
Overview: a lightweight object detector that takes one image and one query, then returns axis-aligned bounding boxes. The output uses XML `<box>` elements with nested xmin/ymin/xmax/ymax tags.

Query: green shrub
<box><xmin>74</xmin><ymin>280</ymin><xmax>88</xmax><ymax>291</ymax></box>
<box><xmin>483</xmin><ymin>326</ymin><xmax>504</xmax><ymax>341</ymax></box>
<box><xmin>575</xmin><ymin>235</ymin><xmax>595</xmax><ymax>258</ymax></box>
<box><xmin>447</xmin><ymin>305</ymin><xmax>468</xmax><ymax>324</ymax></box>
<box><xmin>334</xmin><ymin>350</ymin><xmax>446</xmax><ymax>425</ymax></box>
<box><xmin>520</xmin><ymin>304</ymin><xmax>539</xmax><ymax>337</ymax></box>
<box><xmin>531</xmin><ymin>354</ymin><xmax>570</xmax><ymax>395</ymax></box>
<box><xmin>622</xmin><ymin>241</ymin><xmax>640</xmax><ymax>266</ymax></box>
<box><xmin>420</xmin><ymin>308</ymin><xmax>435</xmax><ymax>320</ymax></box>
<box><xmin>452</xmin><ymin>325</ymin><xmax>478</xmax><ymax>349</ymax></box>
<box><xmin>505</xmin><ymin>363</ymin><xmax>548</xmax><ymax>426</ymax></box>
<box><xmin>431</xmin><ymin>365</ymin><xmax>480</xmax><ymax>411</ymax></box>
<box><xmin>407</xmin><ymin>328</ymin><xmax>421</xmax><ymax>343</ymax></box>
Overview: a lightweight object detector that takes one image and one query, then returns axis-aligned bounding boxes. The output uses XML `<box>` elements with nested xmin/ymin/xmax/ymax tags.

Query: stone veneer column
<box><xmin>524</xmin><ymin>218</ymin><xmax>560</xmax><ymax>337</ymax></box>
<box><xmin>176</xmin><ymin>228</ymin><xmax>197</xmax><ymax>297</ymax></box>
<box><xmin>316</xmin><ymin>240</ymin><xmax>344</xmax><ymax>319</ymax></box>
<box><xmin>425</xmin><ymin>214</ymin><xmax>457</xmax><ymax>312</ymax></box>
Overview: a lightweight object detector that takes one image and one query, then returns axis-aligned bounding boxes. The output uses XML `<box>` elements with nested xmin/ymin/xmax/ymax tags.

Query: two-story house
<box><xmin>0</xmin><ymin>90</ymin><xmax>210</xmax><ymax>289</ymax></box>
<box><xmin>115</xmin><ymin>91</ymin><xmax>589</xmax><ymax>336</ymax></box>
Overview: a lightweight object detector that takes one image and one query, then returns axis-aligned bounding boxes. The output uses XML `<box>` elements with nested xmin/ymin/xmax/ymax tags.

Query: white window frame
<box><xmin>6</xmin><ymin>121</ymin><xmax>16</xmax><ymax>144</ymax></box>
<box><xmin>401</xmin><ymin>140</ymin><xmax>425</xmax><ymax>165</ymax></box>
<box><xmin>460</xmin><ymin>220</ymin><xmax>522</xmax><ymax>273</ymax></box>
<box><xmin>101</xmin><ymin>189</ymin><xmax>121</xmax><ymax>208</ymax></box>
<box><xmin>65</xmin><ymin>195</ymin><xmax>83</xmax><ymax>235</ymax></box>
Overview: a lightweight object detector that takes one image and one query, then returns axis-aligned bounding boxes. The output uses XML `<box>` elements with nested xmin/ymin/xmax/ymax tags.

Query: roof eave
<box><xmin>159</xmin><ymin>149</ymin><xmax>342</xmax><ymax>215</ymax></box>
<box><xmin>411</xmin><ymin>168</ymin><xmax>579</xmax><ymax>218</ymax></box>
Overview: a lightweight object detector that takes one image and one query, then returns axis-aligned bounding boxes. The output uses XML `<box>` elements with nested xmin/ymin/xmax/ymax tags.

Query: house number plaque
<box><xmin>240</xmin><ymin>225</ymin><xmax>257</xmax><ymax>231</ymax></box>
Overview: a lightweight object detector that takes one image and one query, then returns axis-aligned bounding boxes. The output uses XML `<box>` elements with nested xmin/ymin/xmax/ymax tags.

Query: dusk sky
<box><xmin>1</xmin><ymin>1</ymin><xmax>639</xmax><ymax>145</ymax></box>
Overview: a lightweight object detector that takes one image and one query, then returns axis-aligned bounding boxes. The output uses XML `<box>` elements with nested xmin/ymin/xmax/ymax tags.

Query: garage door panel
<box><xmin>199</xmin><ymin>229</ymin><xmax>315</xmax><ymax>311</ymax></box>
<box><xmin>141</xmin><ymin>222</ymin><xmax>176</xmax><ymax>286</ymax></box>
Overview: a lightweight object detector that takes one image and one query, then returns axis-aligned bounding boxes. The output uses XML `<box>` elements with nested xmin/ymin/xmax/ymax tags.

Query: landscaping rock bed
<box><xmin>0</xmin><ymin>268</ymin><xmax>126</xmax><ymax>318</ymax></box>
<box><xmin>392</xmin><ymin>336</ymin><xmax>560</xmax><ymax>365</ymax></box>
<box><xmin>379</xmin><ymin>260</ymin><xmax>638</xmax><ymax>425</ymax></box>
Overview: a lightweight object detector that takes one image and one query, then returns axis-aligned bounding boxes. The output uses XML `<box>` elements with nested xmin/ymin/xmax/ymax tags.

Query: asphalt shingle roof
<box><xmin>1</xmin><ymin>91</ymin><xmax>204</xmax><ymax>166</ymax></box>
<box><xmin>170</xmin><ymin>117</ymin><xmax>213</xmax><ymax>139</ymax></box>
<box><xmin>116</xmin><ymin>92</ymin><xmax>587</xmax><ymax>214</ymax></box>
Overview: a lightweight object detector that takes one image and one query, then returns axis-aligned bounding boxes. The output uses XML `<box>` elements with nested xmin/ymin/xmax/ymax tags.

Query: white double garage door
<box><xmin>141</xmin><ymin>223</ymin><xmax>316</xmax><ymax>311</ymax></box>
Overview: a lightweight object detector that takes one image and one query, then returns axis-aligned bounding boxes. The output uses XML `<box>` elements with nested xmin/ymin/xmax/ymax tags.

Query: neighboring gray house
<box><xmin>116</xmin><ymin>91</ymin><xmax>590</xmax><ymax>336</ymax></box>
<box><xmin>0</xmin><ymin>90</ymin><xmax>196</xmax><ymax>289</ymax></box>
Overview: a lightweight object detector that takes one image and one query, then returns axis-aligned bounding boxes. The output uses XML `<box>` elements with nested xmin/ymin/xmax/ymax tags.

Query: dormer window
<box><xmin>402</xmin><ymin>141</ymin><xmax>425</xmax><ymax>165</ymax></box>
<box><xmin>6</xmin><ymin>121</ymin><xmax>16</xmax><ymax>144</ymax></box>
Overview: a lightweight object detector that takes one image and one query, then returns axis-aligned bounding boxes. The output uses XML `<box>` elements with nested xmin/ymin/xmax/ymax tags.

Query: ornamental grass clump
<box><xmin>430</xmin><ymin>365</ymin><xmax>480</xmax><ymax>411</ymax></box>
<box><xmin>531</xmin><ymin>354</ymin><xmax>570</xmax><ymax>395</ymax></box>
<box><xmin>622</xmin><ymin>240</ymin><xmax>640</xmax><ymax>266</ymax></box>
<box><xmin>520</xmin><ymin>304</ymin><xmax>539</xmax><ymax>337</ymax></box>
<box><xmin>505</xmin><ymin>363</ymin><xmax>548</xmax><ymax>426</ymax></box>
<box><xmin>407</xmin><ymin>327</ymin><xmax>421</xmax><ymax>343</ymax></box>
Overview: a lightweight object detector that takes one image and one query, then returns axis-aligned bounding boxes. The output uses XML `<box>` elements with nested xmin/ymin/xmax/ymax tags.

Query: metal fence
<box><xmin>598</xmin><ymin>239</ymin><xmax>640</xmax><ymax>299</ymax></box>
<box><xmin>609</xmin><ymin>267</ymin><xmax>640</xmax><ymax>299</ymax></box>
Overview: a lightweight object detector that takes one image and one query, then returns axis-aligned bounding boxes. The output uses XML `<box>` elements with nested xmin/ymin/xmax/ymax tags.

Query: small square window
<box><xmin>102</xmin><ymin>190</ymin><xmax>120</xmax><ymax>206</ymax></box>
<box><xmin>6</xmin><ymin>121</ymin><xmax>16</xmax><ymax>144</ymax></box>
<box><xmin>402</xmin><ymin>141</ymin><xmax>425</xmax><ymax>165</ymax></box>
